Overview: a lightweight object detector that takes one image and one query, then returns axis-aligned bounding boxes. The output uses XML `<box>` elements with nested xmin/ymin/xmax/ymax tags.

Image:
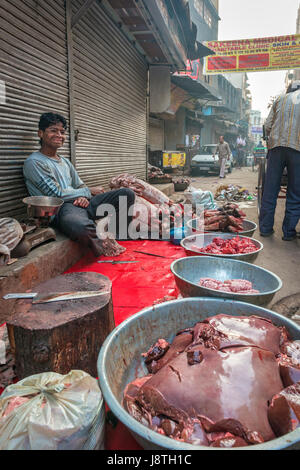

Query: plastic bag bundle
<box><xmin>0</xmin><ymin>370</ymin><xmax>104</xmax><ymax>450</ymax></box>
<box><xmin>184</xmin><ymin>186</ymin><xmax>217</xmax><ymax>211</ymax></box>
<box><xmin>0</xmin><ymin>218</ymin><xmax>24</xmax><ymax>265</ymax></box>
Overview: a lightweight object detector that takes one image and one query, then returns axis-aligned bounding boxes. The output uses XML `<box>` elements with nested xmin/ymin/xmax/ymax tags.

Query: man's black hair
<box><xmin>39</xmin><ymin>112</ymin><xmax>68</xmax><ymax>132</ymax></box>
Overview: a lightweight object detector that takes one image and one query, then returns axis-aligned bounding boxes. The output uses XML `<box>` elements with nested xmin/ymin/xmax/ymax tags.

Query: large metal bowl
<box><xmin>23</xmin><ymin>196</ymin><xmax>64</xmax><ymax>218</ymax></box>
<box><xmin>97</xmin><ymin>298</ymin><xmax>300</xmax><ymax>450</ymax></box>
<box><xmin>187</xmin><ymin>218</ymin><xmax>257</xmax><ymax>238</ymax></box>
<box><xmin>181</xmin><ymin>232</ymin><xmax>263</xmax><ymax>263</ymax></box>
<box><xmin>171</xmin><ymin>256</ymin><xmax>282</xmax><ymax>307</ymax></box>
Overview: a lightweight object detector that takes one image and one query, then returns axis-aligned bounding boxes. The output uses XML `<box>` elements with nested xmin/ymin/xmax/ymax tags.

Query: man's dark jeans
<box><xmin>259</xmin><ymin>146</ymin><xmax>300</xmax><ymax>238</ymax></box>
<box><xmin>52</xmin><ymin>188</ymin><xmax>135</xmax><ymax>256</ymax></box>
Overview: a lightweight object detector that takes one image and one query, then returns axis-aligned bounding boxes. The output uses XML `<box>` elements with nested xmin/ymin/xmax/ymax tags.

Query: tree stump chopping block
<box><xmin>6</xmin><ymin>272</ymin><xmax>114</xmax><ymax>379</ymax></box>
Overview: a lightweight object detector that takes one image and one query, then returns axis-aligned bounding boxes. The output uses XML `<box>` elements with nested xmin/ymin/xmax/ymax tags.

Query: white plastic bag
<box><xmin>184</xmin><ymin>186</ymin><xmax>217</xmax><ymax>210</ymax></box>
<box><xmin>0</xmin><ymin>370</ymin><xmax>104</xmax><ymax>450</ymax></box>
<box><xmin>0</xmin><ymin>218</ymin><xmax>24</xmax><ymax>265</ymax></box>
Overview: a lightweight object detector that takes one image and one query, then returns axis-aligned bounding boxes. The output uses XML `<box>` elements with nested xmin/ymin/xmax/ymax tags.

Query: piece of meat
<box><xmin>280</xmin><ymin>341</ymin><xmax>300</xmax><ymax>364</ymax></box>
<box><xmin>110</xmin><ymin>173</ymin><xmax>171</xmax><ymax>206</ymax></box>
<box><xmin>97</xmin><ymin>235</ymin><xmax>126</xmax><ymax>257</ymax></box>
<box><xmin>137</xmin><ymin>346</ymin><xmax>283</xmax><ymax>443</ymax></box>
<box><xmin>227</xmin><ymin>225</ymin><xmax>241</xmax><ymax>233</ymax></box>
<box><xmin>204</xmin><ymin>223</ymin><xmax>221</xmax><ymax>231</ymax></box>
<box><xmin>199</xmin><ymin>279</ymin><xmax>223</xmax><ymax>290</ymax></box>
<box><xmin>210</xmin><ymin>435</ymin><xmax>249</xmax><ymax>448</ymax></box>
<box><xmin>198</xmin><ymin>237</ymin><xmax>257</xmax><ymax>255</ymax></box>
<box><xmin>268</xmin><ymin>383</ymin><xmax>300</xmax><ymax>437</ymax></box>
<box><xmin>204</xmin><ymin>215</ymin><xmax>225</xmax><ymax>225</ymax></box>
<box><xmin>124</xmin><ymin>315</ymin><xmax>300</xmax><ymax>447</ymax></box>
<box><xmin>224</xmin><ymin>279</ymin><xmax>253</xmax><ymax>292</ymax></box>
<box><xmin>199</xmin><ymin>279</ymin><xmax>259</xmax><ymax>295</ymax></box>
<box><xmin>142</xmin><ymin>339</ymin><xmax>170</xmax><ymax>365</ymax></box>
<box><xmin>145</xmin><ymin>332</ymin><xmax>193</xmax><ymax>374</ymax></box>
<box><xmin>279</xmin><ymin>359</ymin><xmax>300</xmax><ymax>387</ymax></box>
<box><xmin>205</xmin><ymin>315</ymin><xmax>283</xmax><ymax>355</ymax></box>
<box><xmin>227</xmin><ymin>216</ymin><xmax>244</xmax><ymax>229</ymax></box>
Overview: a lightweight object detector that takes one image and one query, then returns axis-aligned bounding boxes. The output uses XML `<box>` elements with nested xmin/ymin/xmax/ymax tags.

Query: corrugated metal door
<box><xmin>149</xmin><ymin>117</ymin><xmax>164</xmax><ymax>151</ymax></box>
<box><xmin>0</xmin><ymin>0</ymin><xmax>70</xmax><ymax>218</ymax></box>
<box><xmin>71</xmin><ymin>0</ymin><xmax>147</xmax><ymax>187</ymax></box>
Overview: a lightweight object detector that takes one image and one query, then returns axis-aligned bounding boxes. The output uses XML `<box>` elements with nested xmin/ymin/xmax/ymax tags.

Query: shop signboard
<box><xmin>203</xmin><ymin>34</ymin><xmax>300</xmax><ymax>74</ymax></box>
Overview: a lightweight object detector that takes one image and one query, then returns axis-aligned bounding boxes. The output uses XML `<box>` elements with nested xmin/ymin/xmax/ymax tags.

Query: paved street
<box><xmin>187</xmin><ymin>166</ymin><xmax>300</xmax><ymax>308</ymax></box>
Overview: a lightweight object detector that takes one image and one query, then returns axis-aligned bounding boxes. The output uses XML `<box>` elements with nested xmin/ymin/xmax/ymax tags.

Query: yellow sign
<box><xmin>163</xmin><ymin>152</ymin><xmax>186</xmax><ymax>168</ymax></box>
<box><xmin>203</xmin><ymin>34</ymin><xmax>300</xmax><ymax>74</ymax></box>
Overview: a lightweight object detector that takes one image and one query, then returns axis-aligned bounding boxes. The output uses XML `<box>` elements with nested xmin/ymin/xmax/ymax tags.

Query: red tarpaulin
<box><xmin>67</xmin><ymin>240</ymin><xmax>186</xmax><ymax>450</ymax></box>
<box><xmin>1</xmin><ymin>240</ymin><xmax>187</xmax><ymax>450</ymax></box>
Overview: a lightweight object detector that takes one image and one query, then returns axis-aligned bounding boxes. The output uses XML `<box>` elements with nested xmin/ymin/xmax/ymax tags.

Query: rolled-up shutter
<box><xmin>71</xmin><ymin>0</ymin><xmax>147</xmax><ymax>187</ymax></box>
<box><xmin>0</xmin><ymin>0</ymin><xmax>70</xmax><ymax>218</ymax></box>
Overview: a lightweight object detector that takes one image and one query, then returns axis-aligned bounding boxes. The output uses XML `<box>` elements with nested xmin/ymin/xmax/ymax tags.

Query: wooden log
<box><xmin>6</xmin><ymin>272</ymin><xmax>114</xmax><ymax>379</ymax></box>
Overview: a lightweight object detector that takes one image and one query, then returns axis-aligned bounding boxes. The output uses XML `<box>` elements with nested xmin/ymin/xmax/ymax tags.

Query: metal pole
<box><xmin>65</xmin><ymin>0</ymin><xmax>76</xmax><ymax>167</ymax></box>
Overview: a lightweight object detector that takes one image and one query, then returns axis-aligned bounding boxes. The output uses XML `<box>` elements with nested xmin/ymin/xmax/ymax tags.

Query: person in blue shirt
<box><xmin>23</xmin><ymin>113</ymin><xmax>135</xmax><ymax>256</ymax></box>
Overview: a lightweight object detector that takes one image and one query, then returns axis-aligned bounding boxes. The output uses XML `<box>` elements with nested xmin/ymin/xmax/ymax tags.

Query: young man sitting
<box><xmin>23</xmin><ymin>112</ymin><xmax>135</xmax><ymax>257</ymax></box>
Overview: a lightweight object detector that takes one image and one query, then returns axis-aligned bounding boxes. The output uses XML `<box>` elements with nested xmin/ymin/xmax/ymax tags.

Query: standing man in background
<box><xmin>214</xmin><ymin>136</ymin><xmax>231</xmax><ymax>179</ymax></box>
<box><xmin>259</xmin><ymin>80</ymin><xmax>300</xmax><ymax>241</ymax></box>
<box><xmin>236</xmin><ymin>135</ymin><xmax>246</xmax><ymax>168</ymax></box>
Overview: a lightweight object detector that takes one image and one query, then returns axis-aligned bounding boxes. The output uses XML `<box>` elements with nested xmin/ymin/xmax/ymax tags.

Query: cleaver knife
<box><xmin>3</xmin><ymin>290</ymin><xmax>111</xmax><ymax>304</ymax></box>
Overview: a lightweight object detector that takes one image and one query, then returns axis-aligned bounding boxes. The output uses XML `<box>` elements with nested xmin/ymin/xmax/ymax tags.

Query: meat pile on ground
<box><xmin>189</xmin><ymin>236</ymin><xmax>257</xmax><ymax>255</ymax></box>
<box><xmin>197</xmin><ymin>203</ymin><xmax>247</xmax><ymax>233</ymax></box>
<box><xmin>148</xmin><ymin>165</ymin><xmax>173</xmax><ymax>183</ymax></box>
<box><xmin>110</xmin><ymin>174</ymin><xmax>184</xmax><ymax>238</ymax></box>
<box><xmin>199</xmin><ymin>278</ymin><xmax>260</xmax><ymax>294</ymax></box>
<box><xmin>123</xmin><ymin>314</ymin><xmax>300</xmax><ymax>448</ymax></box>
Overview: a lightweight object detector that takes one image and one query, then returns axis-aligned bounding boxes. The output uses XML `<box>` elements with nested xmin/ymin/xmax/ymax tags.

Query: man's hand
<box><xmin>90</xmin><ymin>186</ymin><xmax>106</xmax><ymax>196</ymax></box>
<box><xmin>73</xmin><ymin>197</ymin><xmax>90</xmax><ymax>208</ymax></box>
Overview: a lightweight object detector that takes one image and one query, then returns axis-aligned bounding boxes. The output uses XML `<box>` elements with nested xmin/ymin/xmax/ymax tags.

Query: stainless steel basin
<box><xmin>23</xmin><ymin>196</ymin><xmax>64</xmax><ymax>218</ymax></box>
<box><xmin>171</xmin><ymin>256</ymin><xmax>282</xmax><ymax>306</ymax></box>
<box><xmin>98</xmin><ymin>298</ymin><xmax>300</xmax><ymax>450</ymax></box>
<box><xmin>181</xmin><ymin>232</ymin><xmax>263</xmax><ymax>263</ymax></box>
<box><xmin>187</xmin><ymin>218</ymin><xmax>257</xmax><ymax>237</ymax></box>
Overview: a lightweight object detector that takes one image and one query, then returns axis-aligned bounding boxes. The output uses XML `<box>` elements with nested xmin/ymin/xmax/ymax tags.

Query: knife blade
<box><xmin>97</xmin><ymin>261</ymin><xmax>140</xmax><ymax>265</ymax></box>
<box><xmin>133</xmin><ymin>251</ymin><xmax>168</xmax><ymax>259</ymax></box>
<box><xmin>3</xmin><ymin>291</ymin><xmax>110</xmax><ymax>304</ymax></box>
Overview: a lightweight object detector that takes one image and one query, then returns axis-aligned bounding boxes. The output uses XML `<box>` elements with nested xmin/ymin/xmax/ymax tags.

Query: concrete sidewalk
<box><xmin>188</xmin><ymin>167</ymin><xmax>300</xmax><ymax>308</ymax></box>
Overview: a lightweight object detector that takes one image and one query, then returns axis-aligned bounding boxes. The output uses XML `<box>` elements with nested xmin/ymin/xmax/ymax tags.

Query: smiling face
<box><xmin>38</xmin><ymin>121</ymin><xmax>67</xmax><ymax>150</ymax></box>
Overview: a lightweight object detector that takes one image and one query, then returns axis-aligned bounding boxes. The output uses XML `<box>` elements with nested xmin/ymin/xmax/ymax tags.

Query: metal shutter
<box><xmin>0</xmin><ymin>0</ymin><xmax>70</xmax><ymax>218</ymax></box>
<box><xmin>149</xmin><ymin>117</ymin><xmax>164</xmax><ymax>151</ymax></box>
<box><xmin>71</xmin><ymin>0</ymin><xmax>147</xmax><ymax>187</ymax></box>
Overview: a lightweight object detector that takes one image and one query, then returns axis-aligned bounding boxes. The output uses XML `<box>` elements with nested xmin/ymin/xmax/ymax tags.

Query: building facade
<box><xmin>0</xmin><ymin>0</ymin><xmax>203</xmax><ymax>218</ymax></box>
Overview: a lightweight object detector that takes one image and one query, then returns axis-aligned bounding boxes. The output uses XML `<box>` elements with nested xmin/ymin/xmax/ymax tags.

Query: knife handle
<box><xmin>3</xmin><ymin>293</ymin><xmax>37</xmax><ymax>300</ymax></box>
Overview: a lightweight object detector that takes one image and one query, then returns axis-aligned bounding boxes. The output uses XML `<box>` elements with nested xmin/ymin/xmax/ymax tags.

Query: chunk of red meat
<box><xmin>204</xmin><ymin>223</ymin><xmax>221</xmax><ymax>231</ymax></box>
<box><xmin>137</xmin><ymin>346</ymin><xmax>282</xmax><ymax>442</ymax></box>
<box><xmin>224</xmin><ymin>279</ymin><xmax>253</xmax><ymax>292</ymax></box>
<box><xmin>268</xmin><ymin>383</ymin><xmax>300</xmax><ymax>437</ymax></box>
<box><xmin>205</xmin><ymin>314</ymin><xmax>283</xmax><ymax>355</ymax></box>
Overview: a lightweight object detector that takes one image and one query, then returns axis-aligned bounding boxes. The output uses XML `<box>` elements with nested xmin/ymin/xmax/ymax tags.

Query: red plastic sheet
<box><xmin>66</xmin><ymin>240</ymin><xmax>185</xmax><ymax>326</ymax></box>
<box><xmin>67</xmin><ymin>240</ymin><xmax>186</xmax><ymax>450</ymax></box>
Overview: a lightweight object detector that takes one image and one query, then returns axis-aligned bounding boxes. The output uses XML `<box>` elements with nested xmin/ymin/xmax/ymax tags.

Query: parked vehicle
<box><xmin>190</xmin><ymin>145</ymin><xmax>233</xmax><ymax>175</ymax></box>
